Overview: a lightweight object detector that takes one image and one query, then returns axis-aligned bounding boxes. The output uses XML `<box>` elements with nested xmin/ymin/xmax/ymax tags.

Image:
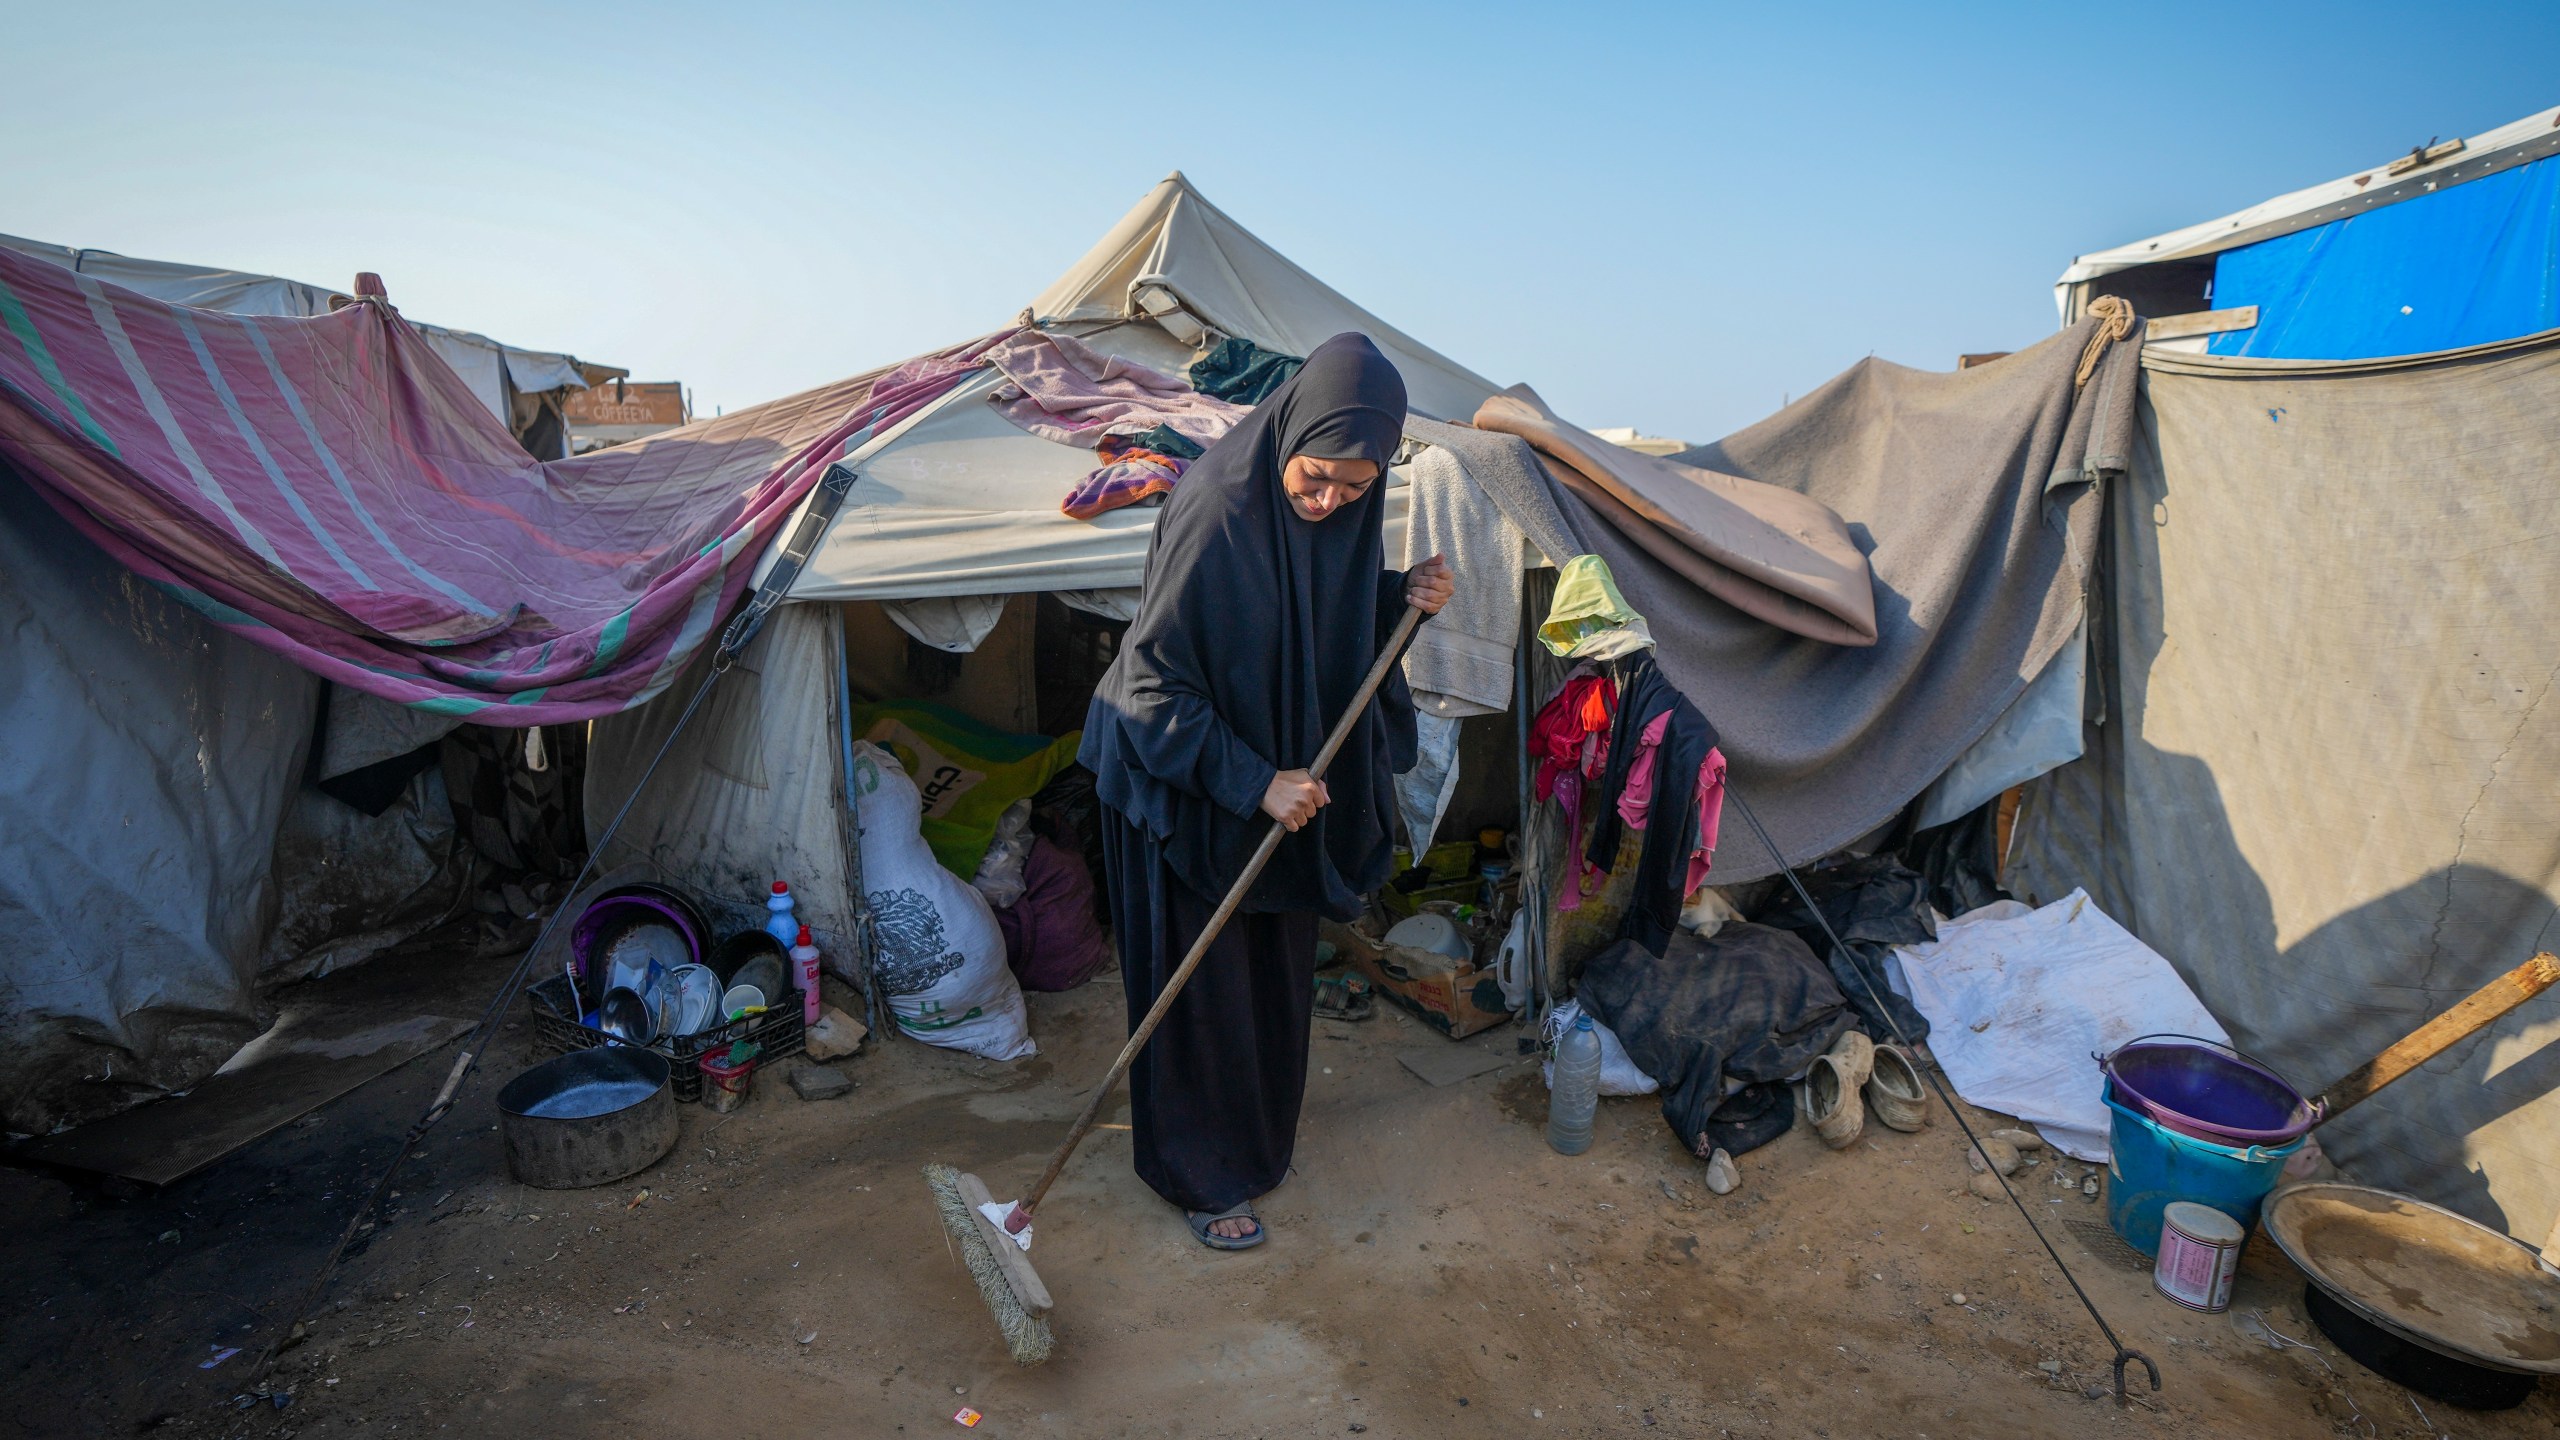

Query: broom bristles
<box><xmin>923</xmin><ymin>1163</ymin><xmax>1054</xmax><ymax>1366</ymax></box>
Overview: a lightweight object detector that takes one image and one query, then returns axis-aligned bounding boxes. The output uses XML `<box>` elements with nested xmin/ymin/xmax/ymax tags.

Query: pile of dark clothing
<box><xmin>1749</xmin><ymin>852</ymin><xmax>1936</xmax><ymax>1043</ymax></box>
<box><xmin>1578</xmin><ymin>923</ymin><xmax>1855</xmax><ymax>1159</ymax></box>
<box><xmin>997</xmin><ymin>766</ymin><xmax>1114</xmax><ymax>993</ymax></box>
<box><xmin>1576</xmin><ymin>852</ymin><xmax>1938</xmax><ymax>1162</ymax></box>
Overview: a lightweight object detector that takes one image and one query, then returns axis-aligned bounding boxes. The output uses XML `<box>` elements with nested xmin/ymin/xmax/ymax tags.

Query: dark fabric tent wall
<box><xmin>0</xmin><ymin>468</ymin><xmax>316</xmax><ymax>1132</ymax></box>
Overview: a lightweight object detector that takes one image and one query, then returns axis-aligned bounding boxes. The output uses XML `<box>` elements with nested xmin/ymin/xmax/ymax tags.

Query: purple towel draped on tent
<box><xmin>0</xmin><ymin>245</ymin><xmax>998</xmax><ymax>723</ymax></box>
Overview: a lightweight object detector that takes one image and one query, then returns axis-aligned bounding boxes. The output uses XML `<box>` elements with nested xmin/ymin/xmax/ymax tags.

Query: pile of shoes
<box><xmin>1798</xmin><ymin>1029</ymin><xmax>1932</xmax><ymax>1147</ymax></box>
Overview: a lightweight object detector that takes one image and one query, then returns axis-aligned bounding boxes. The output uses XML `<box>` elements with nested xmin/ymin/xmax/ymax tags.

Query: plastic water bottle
<box><xmin>765</xmin><ymin>881</ymin><xmax>799</xmax><ymax>947</ymax></box>
<box><xmin>1548</xmin><ymin>1011</ymin><xmax>1603</xmax><ymax>1155</ymax></box>
<box><xmin>791</xmin><ymin>924</ymin><xmax>823</xmax><ymax>1025</ymax></box>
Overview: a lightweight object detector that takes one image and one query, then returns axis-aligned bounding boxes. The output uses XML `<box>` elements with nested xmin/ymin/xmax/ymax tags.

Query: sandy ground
<box><xmin>6</xmin><ymin>968</ymin><xmax>2554</xmax><ymax>1439</ymax></box>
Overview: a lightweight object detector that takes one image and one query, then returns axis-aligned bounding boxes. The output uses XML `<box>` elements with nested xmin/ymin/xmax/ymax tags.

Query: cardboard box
<box><xmin>1320</xmin><ymin>920</ymin><xmax>1515</xmax><ymax>1039</ymax></box>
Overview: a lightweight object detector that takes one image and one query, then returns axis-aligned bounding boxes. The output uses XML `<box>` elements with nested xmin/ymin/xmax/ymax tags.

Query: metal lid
<box><xmin>2162</xmin><ymin>1201</ymin><xmax>2245</xmax><ymax>1244</ymax></box>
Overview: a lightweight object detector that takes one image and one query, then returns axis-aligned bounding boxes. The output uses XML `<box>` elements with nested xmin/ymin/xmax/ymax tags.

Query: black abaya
<box><xmin>1104</xmin><ymin>810</ymin><xmax>1316</xmax><ymax>1212</ymax></box>
<box><xmin>1078</xmin><ymin>332</ymin><xmax>1415</xmax><ymax>1215</ymax></box>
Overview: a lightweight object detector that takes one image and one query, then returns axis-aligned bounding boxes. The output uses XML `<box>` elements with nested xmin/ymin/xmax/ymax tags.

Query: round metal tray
<box><xmin>2262</xmin><ymin>1182</ymin><xmax>2560</xmax><ymax>1377</ymax></box>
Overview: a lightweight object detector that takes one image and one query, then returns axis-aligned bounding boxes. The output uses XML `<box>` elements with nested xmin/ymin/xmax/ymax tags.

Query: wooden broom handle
<box><xmin>2312</xmin><ymin>953</ymin><xmax>2559</xmax><ymax>1125</ymax></box>
<box><xmin>1010</xmin><ymin>605</ymin><xmax>1427</xmax><ymax>1224</ymax></box>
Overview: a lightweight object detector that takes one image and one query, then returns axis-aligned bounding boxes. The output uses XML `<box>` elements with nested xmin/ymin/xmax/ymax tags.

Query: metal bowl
<box><xmin>729</xmin><ymin>952</ymin><xmax>789</xmax><ymax>1015</ymax></box>
<box><xmin>597</xmin><ymin>986</ymin><xmax>656</xmax><ymax>1044</ymax></box>
<box><xmin>494</xmin><ymin>1047</ymin><xmax>678</xmax><ymax>1189</ymax></box>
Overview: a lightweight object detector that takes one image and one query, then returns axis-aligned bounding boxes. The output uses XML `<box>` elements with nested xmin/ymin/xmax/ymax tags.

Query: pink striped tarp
<box><xmin>0</xmin><ymin>245</ymin><xmax>998</xmax><ymax>724</ymax></box>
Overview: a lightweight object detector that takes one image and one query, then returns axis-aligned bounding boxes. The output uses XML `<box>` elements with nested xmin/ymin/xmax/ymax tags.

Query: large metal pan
<box><xmin>495</xmin><ymin>1046</ymin><xmax>678</xmax><ymax>1189</ymax></box>
<box><xmin>2263</xmin><ymin>1182</ymin><xmax>2560</xmax><ymax>1409</ymax></box>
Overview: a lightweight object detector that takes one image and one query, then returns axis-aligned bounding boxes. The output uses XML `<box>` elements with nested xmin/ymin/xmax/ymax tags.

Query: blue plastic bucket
<box><xmin>2104</xmin><ymin>1087</ymin><xmax>2304</xmax><ymax>1255</ymax></box>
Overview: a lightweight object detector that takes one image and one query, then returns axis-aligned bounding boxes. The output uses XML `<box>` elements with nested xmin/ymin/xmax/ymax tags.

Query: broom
<box><xmin>928</xmin><ymin>602</ymin><xmax>1428</xmax><ymax>1365</ymax></box>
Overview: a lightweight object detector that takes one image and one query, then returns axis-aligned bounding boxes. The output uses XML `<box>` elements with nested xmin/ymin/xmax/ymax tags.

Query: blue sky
<box><xmin>5</xmin><ymin>2</ymin><xmax>2553</xmax><ymax>440</ymax></box>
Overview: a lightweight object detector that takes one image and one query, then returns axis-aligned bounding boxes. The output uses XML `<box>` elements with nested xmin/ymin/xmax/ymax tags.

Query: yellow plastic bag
<box><xmin>851</xmin><ymin>700</ymin><xmax>1080</xmax><ymax>879</ymax></box>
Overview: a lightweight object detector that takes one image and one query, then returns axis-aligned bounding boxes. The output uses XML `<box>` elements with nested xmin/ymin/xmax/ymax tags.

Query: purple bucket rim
<box><xmin>2101</xmin><ymin>1034</ymin><xmax>2322</xmax><ymax>1146</ymax></box>
<box><xmin>573</xmin><ymin>892</ymin><xmax>707</xmax><ymax>973</ymax></box>
<box><xmin>599</xmin><ymin>883</ymin><xmax>710</xmax><ymax>940</ymax></box>
<box><xmin>2102</xmin><ymin>1087</ymin><xmax>2308</xmax><ymax>1161</ymax></box>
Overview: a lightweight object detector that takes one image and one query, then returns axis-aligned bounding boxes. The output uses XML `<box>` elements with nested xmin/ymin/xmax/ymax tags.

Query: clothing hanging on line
<box><xmin>1619</xmin><ymin>711</ymin><xmax>1730</xmax><ymax>897</ymax></box>
<box><xmin>1582</xmin><ymin>652</ymin><xmax>1717</xmax><ymax>953</ymax></box>
<box><xmin>1526</xmin><ymin>651</ymin><xmax>1729</xmax><ymax>948</ymax></box>
<box><xmin>1529</xmin><ymin>665</ymin><xmax>1615</xmax><ymax>912</ymax></box>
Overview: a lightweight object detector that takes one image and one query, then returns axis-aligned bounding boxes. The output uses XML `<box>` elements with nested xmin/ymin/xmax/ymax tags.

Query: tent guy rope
<box><xmin>1722</xmin><ymin>784</ymin><xmax>2163</xmax><ymax>1407</ymax></box>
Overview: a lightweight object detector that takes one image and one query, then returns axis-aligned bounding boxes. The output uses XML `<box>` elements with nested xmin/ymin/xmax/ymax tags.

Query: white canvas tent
<box><xmin>779</xmin><ymin>174</ymin><xmax>1502</xmax><ymax>613</ymax></box>
<box><xmin>589</xmin><ymin>173</ymin><xmax>1521</xmax><ymax>949</ymax></box>
<box><xmin>0</xmin><ymin>173</ymin><xmax>1520</xmax><ymax>1139</ymax></box>
<box><xmin>1921</xmin><ymin>110</ymin><xmax>2560</xmax><ymax>834</ymax></box>
<box><xmin>1028</xmin><ymin>173</ymin><xmax>1502</xmax><ymax>424</ymax></box>
<box><xmin>2011</xmin><ymin>129</ymin><xmax>2560</xmax><ymax>1241</ymax></box>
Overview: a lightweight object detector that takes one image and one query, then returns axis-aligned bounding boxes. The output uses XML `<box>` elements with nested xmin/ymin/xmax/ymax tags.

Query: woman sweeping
<box><xmin>1080</xmin><ymin>333</ymin><xmax>1453</xmax><ymax>1249</ymax></box>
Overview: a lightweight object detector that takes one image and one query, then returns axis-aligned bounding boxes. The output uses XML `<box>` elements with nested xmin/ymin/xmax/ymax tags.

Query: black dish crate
<box><xmin>525</xmin><ymin>972</ymin><xmax>805</xmax><ymax>1104</ymax></box>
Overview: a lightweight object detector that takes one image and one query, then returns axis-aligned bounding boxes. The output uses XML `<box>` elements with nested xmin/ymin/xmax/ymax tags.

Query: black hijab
<box><xmin>1080</xmin><ymin>332</ymin><xmax>1418</xmax><ymax>918</ymax></box>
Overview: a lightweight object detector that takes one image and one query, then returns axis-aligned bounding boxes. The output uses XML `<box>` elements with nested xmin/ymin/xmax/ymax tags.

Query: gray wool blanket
<box><xmin>1408</xmin><ymin>315</ymin><xmax>2140</xmax><ymax>881</ymax></box>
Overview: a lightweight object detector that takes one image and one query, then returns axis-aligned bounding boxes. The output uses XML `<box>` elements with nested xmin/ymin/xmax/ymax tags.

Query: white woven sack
<box><xmin>849</xmin><ymin>741</ymin><xmax>1035</xmax><ymax>1060</ymax></box>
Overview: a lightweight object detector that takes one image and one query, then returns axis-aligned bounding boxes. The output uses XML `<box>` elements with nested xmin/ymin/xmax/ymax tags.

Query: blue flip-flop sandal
<box><xmin>1185</xmin><ymin>1201</ymin><xmax>1265</xmax><ymax>1250</ymax></box>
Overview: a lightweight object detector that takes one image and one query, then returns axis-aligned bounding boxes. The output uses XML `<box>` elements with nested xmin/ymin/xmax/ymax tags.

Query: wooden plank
<box><xmin>2315</xmin><ymin>953</ymin><xmax>2560</xmax><ymax>1121</ymax></box>
<box><xmin>2144</xmin><ymin>306</ymin><xmax>2260</xmax><ymax>342</ymax></box>
<box><xmin>2387</xmin><ymin>138</ymin><xmax>2466</xmax><ymax>177</ymax></box>
<box><xmin>953</xmin><ymin>1169</ymin><xmax>1054</xmax><ymax>1317</ymax></box>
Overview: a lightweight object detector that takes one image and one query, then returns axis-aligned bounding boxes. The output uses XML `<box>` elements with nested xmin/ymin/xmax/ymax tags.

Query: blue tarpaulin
<box><xmin>2210</xmin><ymin>152</ymin><xmax>2559</xmax><ymax>359</ymax></box>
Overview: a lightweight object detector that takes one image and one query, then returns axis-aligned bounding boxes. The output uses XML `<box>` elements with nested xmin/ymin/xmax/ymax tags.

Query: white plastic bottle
<box><xmin>791</xmin><ymin>924</ymin><xmax>823</xmax><ymax>1025</ymax></box>
<box><xmin>765</xmin><ymin>881</ymin><xmax>799</xmax><ymax>947</ymax></box>
<box><xmin>1547</xmin><ymin>1011</ymin><xmax>1603</xmax><ymax>1156</ymax></box>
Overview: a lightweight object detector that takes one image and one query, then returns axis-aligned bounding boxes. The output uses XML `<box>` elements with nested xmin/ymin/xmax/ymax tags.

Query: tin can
<box><xmin>2154</xmin><ymin>1200</ymin><xmax>2245</xmax><ymax>1312</ymax></box>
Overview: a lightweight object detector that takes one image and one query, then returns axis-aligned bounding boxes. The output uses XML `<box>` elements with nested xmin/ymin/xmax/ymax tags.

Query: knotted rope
<box><xmin>2074</xmin><ymin>295</ymin><xmax>2137</xmax><ymax>387</ymax></box>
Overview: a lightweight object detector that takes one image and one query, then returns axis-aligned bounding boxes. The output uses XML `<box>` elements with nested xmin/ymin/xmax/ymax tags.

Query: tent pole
<box><xmin>1515</xmin><ymin>570</ymin><xmax>1551</xmax><ymax>1018</ymax></box>
<box><xmin>835</xmin><ymin>604</ymin><xmax>884</xmax><ymax>1039</ymax></box>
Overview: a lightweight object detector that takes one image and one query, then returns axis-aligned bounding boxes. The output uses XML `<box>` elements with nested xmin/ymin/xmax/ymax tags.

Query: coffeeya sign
<box><xmin>564</xmin><ymin>380</ymin><xmax>686</xmax><ymax>427</ymax></box>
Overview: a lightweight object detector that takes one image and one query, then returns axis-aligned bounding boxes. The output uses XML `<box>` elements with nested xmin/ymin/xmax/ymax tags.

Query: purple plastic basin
<box><xmin>2101</xmin><ymin>1034</ymin><xmax>2320</xmax><ymax>1147</ymax></box>
<box><xmin>570</xmin><ymin>885</ymin><xmax>710</xmax><ymax>1006</ymax></box>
